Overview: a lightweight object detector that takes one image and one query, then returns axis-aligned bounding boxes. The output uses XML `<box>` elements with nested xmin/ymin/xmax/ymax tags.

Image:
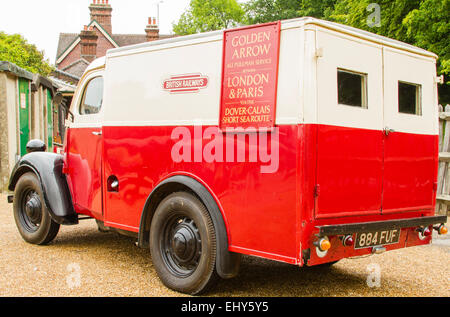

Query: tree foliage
<box><xmin>244</xmin><ymin>0</ymin><xmax>302</xmax><ymax>24</ymax></box>
<box><xmin>244</xmin><ymin>0</ymin><xmax>337</xmax><ymax>24</ymax></box>
<box><xmin>403</xmin><ymin>0</ymin><xmax>450</xmax><ymax>102</ymax></box>
<box><xmin>328</xmin><ymin>0</ymin><xmax>422</xmax><ymax>44</ymax></box>
<box><xmin>297</xmin><ymin>0</ymin><xmax>337</xmax><ymax>18</ymax></box>
<box><xmin>0</xmin><ymin>32</ymin><xmax>53</xmax><ymax>76</ymax></box>
<box><xmin>173</xmin><ymin>0</ymin><xmax>245</xmax><ymax>35</ymax></box>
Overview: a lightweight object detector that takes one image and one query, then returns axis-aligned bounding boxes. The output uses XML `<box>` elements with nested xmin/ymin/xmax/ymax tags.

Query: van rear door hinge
<box><xmin>314</xmin><ymin>184</ymin><xmax>320</xmax><ymax>197</ymax></box>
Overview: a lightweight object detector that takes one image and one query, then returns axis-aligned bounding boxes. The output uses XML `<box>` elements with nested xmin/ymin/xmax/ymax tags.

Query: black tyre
<box><xmin>13</xmin><ymin>172</ymin><xmax>60</xmax><ymax>245</ymax></box>
<box><xmin>150</xmin><ymin>192</ymin><xmax>218</xmax><ymax>295</ymax></box>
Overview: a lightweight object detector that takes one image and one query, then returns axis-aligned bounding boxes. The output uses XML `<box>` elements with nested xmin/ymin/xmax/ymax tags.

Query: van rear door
<box><xmin>314</xmin><ymin>29</ymin><xmax>384</xmax><ymax>219</ymax></box>
<box><xmin>381</xmin><ymin>48</ymin><xmax>438</xmax><ymax>214</ymax></box>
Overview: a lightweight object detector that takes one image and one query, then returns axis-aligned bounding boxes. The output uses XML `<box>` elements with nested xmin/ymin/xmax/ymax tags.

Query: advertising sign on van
<box><xmin>163</xmin><ymin>73</ymin><xmax>209</xmax><ymax>94</ymax></box>
<box><xmin>220</xmin><ymin>22</ymin><xmax>281</xmax><ymax>131</ymax></box>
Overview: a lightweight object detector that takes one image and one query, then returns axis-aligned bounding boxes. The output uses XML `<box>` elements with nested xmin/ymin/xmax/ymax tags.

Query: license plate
<box><xmin>354</xmin><ymin>229</ymin><xmax>401</xmax><ymax>249</ymax></box>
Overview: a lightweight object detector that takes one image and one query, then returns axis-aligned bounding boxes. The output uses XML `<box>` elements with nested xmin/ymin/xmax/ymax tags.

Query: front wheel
<box><xmin>150</xmin><ymin>192</ymin><xmax>218</xmax><ymax>295</ymax></box>
<box><xmin>13</xmin><ymin>172</ymin><xmax>60</xmax><ymax>245</ymax></box>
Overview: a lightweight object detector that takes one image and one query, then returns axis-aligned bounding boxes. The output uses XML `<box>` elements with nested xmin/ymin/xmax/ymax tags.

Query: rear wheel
<box><xmin>13</xmin><ymin>172</ymin><xmax>60</xmax><ymax>245</ymax></box>
<box><xmin>150</xmin><ymin>192</ymin><xmax>218</xmax><ymax>295</ymax></box>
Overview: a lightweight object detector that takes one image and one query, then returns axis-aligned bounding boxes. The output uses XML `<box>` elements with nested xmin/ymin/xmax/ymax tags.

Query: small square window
<box><xmin>398</xmin><ymin>81</ymin><xmax>421</xmax><ymax>115</ymax></box>
<box><xmin>337</xmin><ymin>69</ymin><xmax>368</xmax><ymax>108</ymax></box>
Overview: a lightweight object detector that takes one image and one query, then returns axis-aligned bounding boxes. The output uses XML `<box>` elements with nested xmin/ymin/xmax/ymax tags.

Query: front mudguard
<box><xmin>8</xmin><ymin>152</ymin><xmax>78</xmax><ymax>225</ymax></box>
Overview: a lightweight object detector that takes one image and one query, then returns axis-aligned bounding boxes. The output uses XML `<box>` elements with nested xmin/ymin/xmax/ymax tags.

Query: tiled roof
<box><xmin>113</xmin><ymin>33</ymin><xmax>175</xmax><ymax>47</ymax></box>
<box><xmin>57</xmin><ymin>32</ymin><xmax>176</xmax><ymax>62</ymax></box>
<box><xmin>112</xmin><ymin>34</ymin><xmax>147</xmax><ymax>47</ymax></box>
<box><xmin>61</xmin><ymin>59</ymin><xmax>91</xmax><ymax>78</ymax></box>
<box><xmin>56</xmin><ymin>29</ymin><xmax>176</xmax><ymax>79</ymax></box>
<box><xmin>51</xmin><ymin>68</ymin><xmax>80</xmax><ymax>81</ymax></box>
<box><xmin>49</xmin><ymin>76</ymin><xmax>77</xmax><ymax>93</ymax></box>
<box><xmin>56</xmin><ymin>33</ymin><xmax>79</xmax><ymax>59</ymax></box>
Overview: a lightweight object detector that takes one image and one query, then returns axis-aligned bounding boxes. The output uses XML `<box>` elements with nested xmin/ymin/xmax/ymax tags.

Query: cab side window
<box><xmin>80</xmin><ymin>77</ymin><xmax>104</xmax><ymax>115</ymax></box>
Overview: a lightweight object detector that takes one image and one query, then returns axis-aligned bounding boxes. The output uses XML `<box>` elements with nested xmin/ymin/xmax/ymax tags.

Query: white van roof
<box><xmin>106</xmin><ymin>17</ymin><xmax>437</xmax><ymax>60</ymax></box>
<box><xmin>85</xmin><ymin>56</ymin><xmax>106</xmax><ymax>73</ymax></box>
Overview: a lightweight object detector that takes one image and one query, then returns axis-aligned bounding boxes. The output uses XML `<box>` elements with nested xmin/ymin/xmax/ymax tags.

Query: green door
<box><xmin>18</xmin><ymin>78</ymin><xmax>30</xmax><ymax>156</ymax></box>
<box><xmin>46</xmin><ymin>90</ymin><xmax>53</xmax><ymax>152</ymax></box>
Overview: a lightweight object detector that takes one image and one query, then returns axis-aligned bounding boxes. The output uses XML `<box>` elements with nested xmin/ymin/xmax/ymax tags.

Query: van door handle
<box><xmin>384</xmin><ymin>127</ymin><xmax>395</xmax><ymax>136</ymax></box>
<box><xmin>92</xmin><ymin>131</ymin><xmax>102</xmax><ymax>136</ymax></box>
<box><xmin>110</xmin><ymin>180</ymin><xmax>119</xmax><ymax>189</ymax></box>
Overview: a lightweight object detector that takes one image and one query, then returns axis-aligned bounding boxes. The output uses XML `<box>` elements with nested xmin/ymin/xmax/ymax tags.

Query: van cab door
<box><xmin>382</xmin><ymin>48</ymin><xmax>438</xmax><ymax>213</ymax></box>
<box><xmin>66</xmin><ymin>72</ymin><xmax>104</xmax><ymax>219</ymax></box>
<box><xmin>314</xmin><ymin>29</ymin><xmax>384</xmax><ymax>219</ymax></box>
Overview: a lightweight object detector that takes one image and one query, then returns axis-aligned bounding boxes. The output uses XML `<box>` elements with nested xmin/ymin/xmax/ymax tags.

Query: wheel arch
<box><xmin>138</xmin><ymin>174</ymin><xmax>240</xmax><ymax>279</ymax></box>
<box><xmin>8</xmin><ymin>152</ymin><xmax>78</xmax><ymax>225</ymax></box>
<box><xmin>8</xmin><ymin>164</ymin><xmax>37</xmax><ymax>191</ymax></box>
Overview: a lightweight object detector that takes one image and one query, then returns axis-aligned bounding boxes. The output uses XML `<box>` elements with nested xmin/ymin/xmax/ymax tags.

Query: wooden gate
<box><xmin>436</xmin><ymin>104</ymin><xmax>450</xmax><ymax>216</ymax></box>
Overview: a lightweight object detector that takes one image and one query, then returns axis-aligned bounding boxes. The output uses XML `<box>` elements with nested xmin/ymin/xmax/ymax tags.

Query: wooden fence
<box><xmin>436</xmin><ymin>104</ymin><xmax>450</xmax><ymax>216</ymax></box>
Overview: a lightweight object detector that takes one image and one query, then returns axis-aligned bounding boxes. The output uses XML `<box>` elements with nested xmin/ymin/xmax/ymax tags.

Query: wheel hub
<box><xmin>25</xmin><ymin>194</ymin><xmax>41</xmax><ymax>224</ymax></box>
<box><xmin>162</xmin><ymin>216</ymin><xmax>202</xmax><ymax>277</ymax></box>
<box><xmin>171</xmin><ymin>224</ymin><xmax>198</xmax><ymax>264</ymax></box>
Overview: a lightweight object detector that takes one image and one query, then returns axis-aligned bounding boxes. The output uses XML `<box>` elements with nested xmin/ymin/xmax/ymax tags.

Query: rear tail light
<box><xmin>342</xmin><ymin>235</ymin><xmax>354</xmax><ymax>247</ymax></box>
<box><xmin>423</xmin><ymin>227</ymin><xmax>432</xmax><ymax>237</ymax></box>
<box><xmin>434</xmin><ymin>224</ymin><xmax>448</xmax><ymax>235</ymax></box>
<box><xmin>417</xmin><ymin>226</ymin><xmax>432</xmax><ymax>240</ymax></box>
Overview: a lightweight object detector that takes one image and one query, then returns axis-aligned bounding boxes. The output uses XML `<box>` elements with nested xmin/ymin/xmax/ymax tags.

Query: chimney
<box><xmin>145</xmin><ymin>17</ymin><xmax>159</xmax><ymax>42</ymax></box>
<box><xmin>89</xmin><ymin>0</ymin><xmax>113</xmax><ymax>34</ymax></box>
<box><xmin>80</xmin><ymin>26</ymin><xmax>98</xmax><ymax>63</ymax></box>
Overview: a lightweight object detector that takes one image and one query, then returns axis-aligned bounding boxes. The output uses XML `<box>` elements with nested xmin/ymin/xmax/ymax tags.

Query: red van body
<box><xmin>63</xmin><ymin>18</ymin><xmax>446</xmax><ymax>266</ymax></box>
<box><xmin>9</xmin><ymin>18</ymin><xmax>448</xmax><ymax>294</ymax></box>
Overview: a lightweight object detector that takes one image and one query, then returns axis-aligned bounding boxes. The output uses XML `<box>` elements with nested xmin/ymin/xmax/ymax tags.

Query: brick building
<box><xmin>55</xmin><ymin>0</ymin><xmax>172</xmax><ymax>81</ymax></box>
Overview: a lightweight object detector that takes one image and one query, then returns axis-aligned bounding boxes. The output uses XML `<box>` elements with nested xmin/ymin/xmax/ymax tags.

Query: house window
<box><xmin>80</xmin><ymin>77</ymin><xmax>104</xmax><ymax>115</ymax></box>
<box><xmin>398</xmin><ymin>81</ymin><xmax>421</xmax><ymax>115</ymax></box>
<box><xmin>337</xmin><ymin>69</ymin><xmax>368</xmax><ymax>108</ymax></box>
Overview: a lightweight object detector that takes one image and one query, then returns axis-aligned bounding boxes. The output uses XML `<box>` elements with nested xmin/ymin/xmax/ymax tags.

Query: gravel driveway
<box><xmin>0</xmin><ymin>193</ymin><xmax>448</xmax><ymax>297</ymax></box>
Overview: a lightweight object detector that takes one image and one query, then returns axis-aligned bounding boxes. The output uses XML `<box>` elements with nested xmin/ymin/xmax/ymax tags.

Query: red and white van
<box><xmin>8</xmin><ymin>17</ymin><xmax>448</xmax><ymax>295</ymax></box>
